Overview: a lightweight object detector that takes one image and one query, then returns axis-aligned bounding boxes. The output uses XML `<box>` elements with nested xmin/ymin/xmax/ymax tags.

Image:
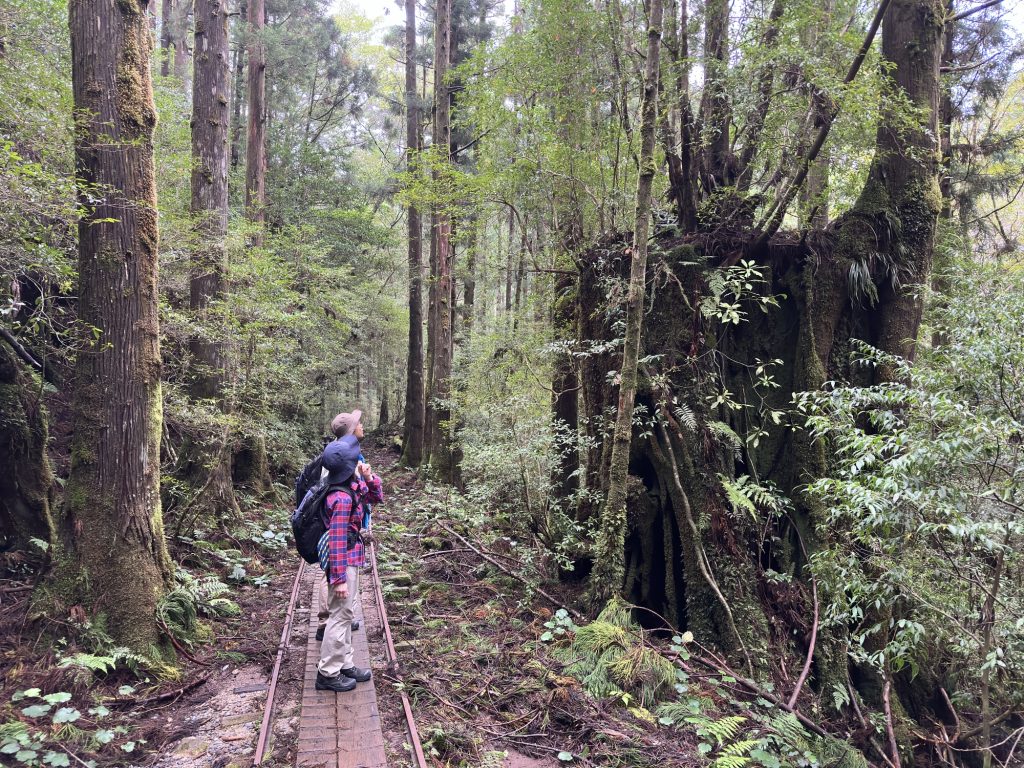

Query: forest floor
<box><xmin>0</xmin><ymin>439</ymin><xmax>728</xmax><ymax>768</ymax></box>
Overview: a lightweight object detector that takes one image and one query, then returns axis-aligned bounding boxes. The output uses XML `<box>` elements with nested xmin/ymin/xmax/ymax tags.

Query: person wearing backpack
<box><xmin>295</xmin><ymin>410</ymin><xmax>375</xmax><ymax>640</ymax></box>
<box><xmin>315</xmin><ymin>434</ymin><xmax>384</xmax><ymax>693</ymax></box>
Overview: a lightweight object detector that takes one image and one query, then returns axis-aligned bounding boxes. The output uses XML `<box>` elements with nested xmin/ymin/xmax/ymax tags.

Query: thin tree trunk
<box><xmin>591</xmin><ymin>0</ymin><xmax>663</xmax><ymax>604</ymax></box>
<box><xmin>189</xmin><ymin>0</ymin><xmax>238</xmax><ymax>518</ymax></box>
<box><xmin>161</xmin><ymin>0</ymin><xmax>173</xmax><ymax>76</ymax></box>
<box><xmin>61</xmin><ymin>0</ymin><xmax>171</xmax><ymax>653</ymax></box>
<box><xmin>401</xmin><ymin>0</ymin><xmax>425</xmax><ymax>467</ymax></box>
<box><xmin>245</xmin><ymin>0</ymin><xmax>266</xmax><ymax>238</ymax></box>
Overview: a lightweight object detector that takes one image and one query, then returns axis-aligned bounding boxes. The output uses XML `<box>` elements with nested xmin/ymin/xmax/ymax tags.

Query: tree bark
<box><xmin>698</xmin><ymin>0</ymin><xmax>732</xmax><ymax>192</ymax></box>
<box><xmin>59</xmin><ymin>0</ymin><xmax>171</xmax><ymax>653</ymax></box>
<box><xmin>401</xmin><ymin>0</ymin><xmax>425</xmax><ymax>468</ymax></box>
<box><xmin>229</xmin><ymin>0</ymin><xmax>246</xmax><ymax>170</ymax></box>
<box><xmin>591</xmin><ymin>0</ymin><xmax>663</xmax><ymax>604</ymax></box>
<box><xmin>160</xmin><ymin>0</ymin><xmax>173</xmax><ymax>76</ymax></box>
<box><xmin>189</xmin><ymin>0</ymin><xmax>238</xmax><ymax>518</ymax></box>
<box><xmin>245</xmin><ymin>0</ymin><xmax>266</xmax><ymax>236</ymax></box>
<box><xmin>0</xmin><ymin>343</ymin><xmax>55</xmax><ymax>551</ymax></box>
<box><xmin>428</xmin><ymin>0</ymin><xmax>457</xmax><ymax>482</ymax></box>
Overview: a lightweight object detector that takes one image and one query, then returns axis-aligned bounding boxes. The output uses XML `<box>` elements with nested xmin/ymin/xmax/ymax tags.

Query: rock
<box><xmin>173</xmin><ymin>737</ymin><xmax>209</xmax><ymax>759</ymax></box>
<box><xmin>221</xmin><ymin>711</ymin><xmax>260</xmax><ymax>727</ymax></box>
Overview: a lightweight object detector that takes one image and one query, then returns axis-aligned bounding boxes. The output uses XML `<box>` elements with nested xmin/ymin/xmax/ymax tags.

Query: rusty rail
<box><xmin>253</xmin><ymin>559</ymin><xmax>305</xmax><ymax>765</ymax></box>
<box><xmin>369</xmin><ymin>540</ymin><xmax>429</xmax><ymax>768</ymax></box>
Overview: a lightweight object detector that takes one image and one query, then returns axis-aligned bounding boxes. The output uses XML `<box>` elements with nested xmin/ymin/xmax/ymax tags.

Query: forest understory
<box><xmin>2</xmin><ymin>0</ymin><xmax>1023</xmax><ymax>765</ymax></box>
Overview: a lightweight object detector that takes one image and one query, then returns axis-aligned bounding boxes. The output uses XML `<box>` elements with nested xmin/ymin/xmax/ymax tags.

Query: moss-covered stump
<box><xmin>0</xmin><ymin>342</ymin><xmax>56</xmax><ymax>551</ymax></box>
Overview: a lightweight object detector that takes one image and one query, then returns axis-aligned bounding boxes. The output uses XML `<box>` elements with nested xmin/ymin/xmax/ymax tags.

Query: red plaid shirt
<box><xmin>327</xmin><ymin>474</ymin><xmax>383</xmax><ymax>584</ymax></box>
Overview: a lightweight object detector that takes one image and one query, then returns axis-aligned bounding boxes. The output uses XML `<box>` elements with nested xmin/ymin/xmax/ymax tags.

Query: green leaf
<box><xmin>42</xmin><ymin>692</ymin><xmax>72</xmax><ymax>705</ymax></box>
<box><xmin>557</xmin><ymin>752</ymin><xmax>573</xmax><ymax>762</ymax></box>
<box><xmin>88</xmin><ymin>705</ymin><xmax>111</xmax><ymax>718</ymax></box>
<box><xmin>52</xmin><ymin>707</ymin><xmax>81</xmax><ymax>724</ymax></box>
<box><xmin>43</xmin><ymin>752</ymin><xmax>72</xmax><ymax>767</ymax></box>
<box><xmin>13</xmin><ymin>688</ymin><xmax>41</xmax><ymax>701</ymax></box>
<box><xmin>120</xmin><ymin>742</ymin><xmax>136</xmax><ymax>753</ymax></box>
<box><xmin>749</xmin><ymin>749</ymin><xmax>781</xmax><ymax>768</ymax></box>
<box><xmin>2</xmin><ymin>742</ymin><xmax>22</xmax><ymax>755</ymax></box>
<box><xmin>117</xmin><ymin>685</ymin><xmax>135</xmax><ymax>695</ymax></box>
<box><xmin>540</xmin><ymin>631</ymin><xmax>554</xmax><ymax>642</ymax></box>
<box><xmin>16</xmin><ymin>749</ymin><xmax>39</xmax><ymax>762</ymax></box>
<box><xmin>21</xmin><ymin>704</ymin><xmax>52</xmax><ymax>717</ymax></box>
<box><xmin>93</xmin><ymin>730</ymin><xmax>115</xmax><ymax>745</ymax></box>
<box><xmin>698</xmin><ymin>742</ymin><xmax>713</xmax><ymax>755</ymax></box>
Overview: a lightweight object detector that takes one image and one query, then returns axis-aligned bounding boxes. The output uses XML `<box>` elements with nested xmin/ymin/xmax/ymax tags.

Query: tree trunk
<box><xmin>172</xmin><ymin>0</ymin><xmax>193</xmax><ymax>83</ymax></box>
<box><xmin>0</xmin><ymin>344</ymin><xmax>55</xmax><ymax>551</ymax></box>
<box><xmin>229</xmin><ymin>0</ymin><xmax>246</xmax><ymax>170</ymax></box>
<box><xmin>245</xmin><ymin>0</ymin><xmax>266</xmax><ymax>236</ymax></box>
<box><xmin>189</xmin><ymin>0</ymin><xmax>238</xmax><ymax>519</ymax></box>
<box><xmin>58</xmin><ymin>0</ymin><xmax>171</xmax><ymax>653</ymax></box>
<box><xmin>401</xmin><ymin>0</ymin><xmax>425</xmax><ymax>468</ymax></box>
<box><xmin>698</xmin><ymin>0</ymin><xmax>732</xmax><ymax>192</ymax></box>
<box><xmin>591</xmin><ymin>0</ymin><xmax>664</xmax><ymax>605</ymax></box>
<box><xmin>428</xmin><ymin>0</ymin><xmax>457</xmax><ymax>483</ymax></box>
<box><xmin>160</xmin><ymin>0</ymin><xmax>173</xmax><ymax>76</ymax></box>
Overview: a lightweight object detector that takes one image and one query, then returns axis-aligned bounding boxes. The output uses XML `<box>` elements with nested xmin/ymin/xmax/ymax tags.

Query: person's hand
<box><xmin>334</xmin><ymin>582</ymin><xmax>349</xmax><ymax>599</ymax></box>
<box><xmin>360</xmin><ymin>528</ymin><xmax>375</xmax><ymax>545</ymax></box>
<box><xmin>357</xmin><ymin>461</ymin><xmax>372</xmax><ymax>478</ymax></box>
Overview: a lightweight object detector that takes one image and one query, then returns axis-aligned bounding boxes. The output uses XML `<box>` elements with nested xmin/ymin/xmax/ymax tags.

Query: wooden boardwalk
<box><xmin>296</xmin><ymin>570</ymin><xmax>388</xmax><ymax>768</ymax></box>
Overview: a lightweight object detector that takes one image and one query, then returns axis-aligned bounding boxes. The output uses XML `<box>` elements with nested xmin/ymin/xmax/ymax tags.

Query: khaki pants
<box><xmin>317</xmin><ymin>566</ymin><xmax>359</xmax><ymax>677</ymax></box>
<box><xmin>317</xmin><ymin>573</ymin><xmax>330</xmax><ymax>631</ymax></box>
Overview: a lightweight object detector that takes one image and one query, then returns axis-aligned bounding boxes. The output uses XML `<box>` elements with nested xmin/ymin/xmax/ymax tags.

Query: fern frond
<box><xmin>712</xmin><ymin>756</ymin><xmax>751</xmax><ymax>768</ymax></box>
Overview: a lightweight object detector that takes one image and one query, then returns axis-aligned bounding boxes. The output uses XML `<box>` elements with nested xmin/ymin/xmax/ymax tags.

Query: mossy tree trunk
<box><xmin>188</xmin><ymin>0</ymin><xmax>240</xmax><ymax>520</ymax></box>
<box><xmin>591</xmin><ymin>0</ymin><xmax>663</xmax><ymax>606</ymax></box>
<box><xmin>427</xmin><ymin>0</ymin><xmax>458</xmax><ymax>485</ymax></box>
<box><xmin>0</xmin><ymin>343</ymin><xmax>55</xmax><ymax>551</ymax></box>
<box><xmin>59</xmin><ymin>0</ymin><xmax>171</xmax><ymax>654</ymax></box>
<box><xmin>575</xmin><ymin>0</ymin><xmax>944</xmax><ymax>693</ymax></box>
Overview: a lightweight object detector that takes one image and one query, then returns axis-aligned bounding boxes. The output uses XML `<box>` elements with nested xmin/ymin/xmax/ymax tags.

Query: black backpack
<box><xmin>290</xmin><ymin>480</ymin><xmax>356</xmax><ymax>564</ymax></box>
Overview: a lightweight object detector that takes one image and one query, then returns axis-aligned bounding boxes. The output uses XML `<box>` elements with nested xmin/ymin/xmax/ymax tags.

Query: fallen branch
<box><xmin>786</xmin><ymin>519</ymin><xmax>819</xmax><ymax>709</ymax></box>
<box><xmin>0</xmin><ymin>326</ymin><xmax>42</xmax><ymax>370</ymax></box>
<box><xmin>106</xmin><ymin>670</ymin><xmax>213</xmax><ymax>707</ymax></box>
<box><xmin>435</xmin><ymin>521</ymin><xmax>585</xmax><ymax>622</ymax></box>
<box><xmin>651</xmin><ymin>421</ymin><xmax>754</xmax><ymax>679</ymax></box>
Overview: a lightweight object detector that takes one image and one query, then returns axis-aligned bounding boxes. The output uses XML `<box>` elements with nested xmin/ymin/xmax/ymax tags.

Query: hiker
<box><xmin>315</xmin><ymin>434</ymin><xmax>384</xmax><ymax>693</ymax></box>
<box><xmin>294</xmin><ymin>409</ymin><xmax>370</xmax><ymax>640</ymax></box>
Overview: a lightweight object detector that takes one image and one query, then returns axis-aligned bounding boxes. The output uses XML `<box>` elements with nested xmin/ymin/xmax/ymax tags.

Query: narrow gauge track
<box><xmin>253</xmin><ymin>545</ymin><xmax>428</xmax><ymax>768</ymax></box>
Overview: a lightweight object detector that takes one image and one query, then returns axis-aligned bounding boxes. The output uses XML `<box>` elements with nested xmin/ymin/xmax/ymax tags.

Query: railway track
<box><xmin>253</xmin><ymin>542</ymin><xmax>428</xmax><ymax>767</ymax></box>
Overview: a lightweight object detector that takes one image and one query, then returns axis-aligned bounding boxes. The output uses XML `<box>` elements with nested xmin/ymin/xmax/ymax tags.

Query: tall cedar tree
<box><xmin>61</xmin><ymin>0</ymin><xmax>171</xmax><ymax>652</ymax></box>
<box><xmin>189</xmin><ymin>0</ymin><xmax>238</xmax><ymax>516</ymax></box>
<box><xmin>245</xmin><ymin>0</ymin><xmax>266</xmax><ymax>236</ymax></box>
<box><xmin>401</xmin><ymin>0</ymin><xmax>426</xmax><ymax>467</ymax></box>
<box><xmin>591</xmin><ymin>0</ymin><xmax>664</xmax><ymax>603</ymax></box>
<box><xmin>428</xmin><ymin>0</ymin><xmax>457</xmax><ymax>481</ymax></box>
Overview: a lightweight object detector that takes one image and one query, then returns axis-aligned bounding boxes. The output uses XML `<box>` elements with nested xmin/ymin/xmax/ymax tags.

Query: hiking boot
<box><xmin>339</xmin><ymin>666</ymin><xmax>371</xmax><ymax>682</ymax></box>
<box><xmin>315</xmin><ymin>625</ymin><xmax>325</xmax><ymax>641</ymax></box>
<box><xmin>315</xmin><ymin>672</ymin><xmax>356</xmax><ymax>693</ymax></box>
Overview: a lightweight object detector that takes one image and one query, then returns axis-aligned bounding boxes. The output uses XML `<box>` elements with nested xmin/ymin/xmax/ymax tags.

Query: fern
<box><xmin>709</xmin><ymin>421</ymin><xmax>743</xmax><ymax>459</ymax></box>
<box><xmin>769</xmin><ymin>712</ymin><xmax>810</xmax><ymax>749</ymax></box>
<box><xmin>686</xmin><ymin>714</ymin><xmax>746</xmax><ymax>745</ymax></box>
<box><xmin>719</xmin><ymin>739</ymin><xmax>760</xmax><ymax>757</ymax></box>
<box><xmin>712</xmin><ymin>756</ymin><xmax>752</xmax><ymax>768</ymax></box>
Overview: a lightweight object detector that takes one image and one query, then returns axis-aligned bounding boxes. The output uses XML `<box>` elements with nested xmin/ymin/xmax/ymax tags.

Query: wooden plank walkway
<box><xmin>296</xmin><ymin>570</ymin><xmax>388</xmax><ymax>768</ymax></box>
